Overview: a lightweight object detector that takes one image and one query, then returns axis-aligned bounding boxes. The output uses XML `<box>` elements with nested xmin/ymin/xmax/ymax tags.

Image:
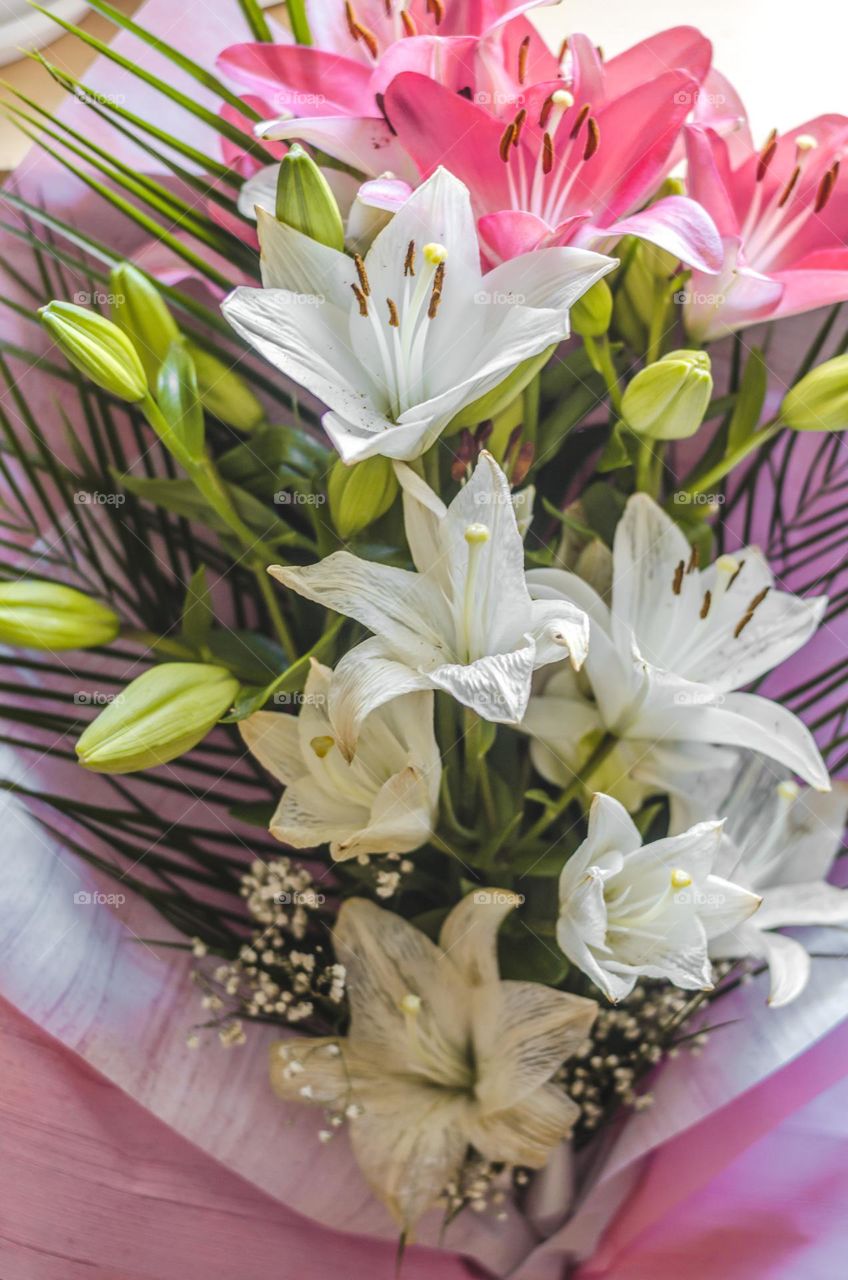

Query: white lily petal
<box><xmin>393</xmin><ymin>460</ymin><xmax>449</xmax><ymax>583</ymax></box>
<box><xmin>469</xmin><ymin>1084</ymin><xmax>581</xmax><ymax>1168</ymax></box>
<box><xmin>610</xmin><ymin>492</ymin><xmax>696</xmax><ymax>659</ymax></box>
<box><xmin>328</xmin><ymin>638</ymin><xmax>435</xmax><ymax>759</ymax></box>
<box><xmin>755</xmin><ymin>881</ymin><xmax>848</xmax><ymax>930</ymax></box>
<box><xmin>236</xmin><ymin>163</ymin><xmax>277</xmax><ymax>220</ymax></box>
<box><xmin>581</xmin><ymin>793</ymin><xmax>644</xmax><ymax>863</ymax></box>
<box><xmin>255</xmin><ymin>207</ymin><xmax>353</xmax><ymax>302</ymax></box>
<box><xmin>694</xmin><ymin>874</ymin><xmax>763</xmax><ymax>939</ymax></box>
<box><xmin>430</xmin><ymin>647</ymin><xmax>536</xmax><ymax>723</ymax></box>
<box><xmin>760</xmin><ymin>930</ymin><xmax>814</xmax><ymax>1007</ymax></box>
<box><xmin>438</xmin><ymin>889</ymin><xmax>520</xmax><ymax>988</ymax></box>
<box><xmin>332</xmin><ymin>766</ymin><xmax>434</xmax><ymax>861</ymax></box>
<box><xmin>322</xmin><ymin>410</ymin><xmax>444</xmax><ymax>463</ymax></box>
<box><xmin>271</xmin><ymin>775</ymin><xmax>369</xmax><ymax>848</ymax></box>
<box><xmin>255</xmin><ymin>114</ymin><xmax>416</xmax><ymax>181</ymax></box>
<box><xmin>238</xmin><ymin>709</ymin><xmax>305</xmax><ymax>786</ymax></box>
<box><xmin>269</xmin><ymin>554</ymin><xmax>449</xmax><ymax>666</ymax></box>
<box><xmin>483</xmin><ymin>245</ymin><xmax>616</xmax><ymax>313</ymax></box>
<box><xmin>473</xmin><ymin>982</ymin><xmax>597</xmax><ymax>1112</ymax></box>
<box><xmin>528</xmin><ymin>599</ymin><xmax>591</xmax><ymax>669</ymax></box>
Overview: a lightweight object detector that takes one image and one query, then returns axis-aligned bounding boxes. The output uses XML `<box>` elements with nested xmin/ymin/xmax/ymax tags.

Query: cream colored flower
<box><xmin>270</xmin><ymin>891</ymin><xmax>596</xmax><ymax>1231</ymax></box>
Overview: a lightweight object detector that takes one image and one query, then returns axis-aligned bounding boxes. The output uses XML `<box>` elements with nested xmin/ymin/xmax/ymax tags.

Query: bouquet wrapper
<box><xmin>2</xmin><ymin>2</ymin><xmax>848</xmax><ymax>1275</ymax></box>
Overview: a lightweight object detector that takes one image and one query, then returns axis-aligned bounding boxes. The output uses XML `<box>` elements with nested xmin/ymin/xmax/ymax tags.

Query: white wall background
<box><xmin>534</xmin><ymin>0</ymin><xmax>845</xmax><ymax>136</ymax></box>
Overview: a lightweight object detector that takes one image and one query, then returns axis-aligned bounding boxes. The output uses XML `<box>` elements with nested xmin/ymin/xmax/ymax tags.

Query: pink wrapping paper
<box><xmin>1</xmin><ymin>2</ymin><xmax>847</xmax><ymax>1276</ymax></box>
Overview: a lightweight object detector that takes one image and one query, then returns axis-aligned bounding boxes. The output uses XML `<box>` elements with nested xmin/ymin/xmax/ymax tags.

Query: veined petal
<box><xmin>222</xmin><ymin>286</ymin><xmax>390</xmax><ymax>437</ymax></box>
<box><xmin>610</xmin><ymin>492</ymin><xmax>697</xmax><ymax>661</ymax></box>
<box><xmin>331</xmin><ymin>766</ymin><xmax>435</xmax><ymax>861</ymax></box>
<box><xmin>268</xmin><ymin>553</ymin><xmax>449</xmax><ymax>666</ymax></box>
<box><xmin>429</xmin><ymin>646</ymin><xmax>537</xmax><ymax>723</ymax></box>
<box><xmin>217</xmin><ymin>43</ymin><xmax>372</xmax><ymax>115</ymax></box>
<box><xmin>696</xmin><ymin>874</ymin><xmax>762</xmax><ymax>939</ymax></box>
<box><xmin>594</xmin><ymin>194</ymin><xmax>722</xmax><ymax>273</ymax></box>
<box><xmin>236</xmin><ymin>164</ymin><xmax>277</xmax><ymax>220</ymax></box>
<box><xmin>528</xmin><ymin>599</ymin><xmax>591</xmax><ymax>670</ymax></box>
<box><xmin>755</xmin><ymin>881</ymin><xmax>848</xmax><ymax>930</ymax></box>
<box><xmin>439</xmin><ymin>888</ymin><xmax>519</xmax><ymax>987</ymax></box>
<box><xmin>469</xmin><ymin>1083</ymin><xmax>580</xmax><ymax>1168</ymax></box>
<box><xmin>677</xmin><ymin>691</ymin><xmax>830</xmax><ymax>792</ymax></box>
<box><xmin>321</xmin><ymin>409</ymin><xmax>444</xmax><ymax>463</ymax></box>
<box><xmin>580</xmin><ymin>793</ymin><xmax>644</xmax><ymax>865</ymax></box>
<box><xmin>482</xmin><ymin>246</ymin><xmax>617</xmax><ymax>313</ymax></box>
<box><xmin>238</xmin><ymin>709</ymin><xmax>305</xmax><ymax>786</ymax></box>
<box><xmin>759</xmin><ymin>930</ymin><xmax>813</xmax><ymax>1007</ymax></box>
<box><xmin>255</xmin><ymin>114</ymin><xmax>418</xmax><ymax>180</ymax></box>
<box><xmin>328</xmin><ymin>638</ymin><xmax>434</xmax><ymax>760</ymax></box>
<box><xmin>255</xmin><ymin>207</ymin><xmax>353</xmax><ymax>302</ymax></box>
<box><xmin>268</xmin><ymin>1037</ymin><xmax>348</xmax><ymax>1105</ymax></box>
<box><xmin>270</xmin><ymin>775</ymin><xmax>369</xmax><ymax>848</ymax></box>
<box><xmin>394</xmin><ymin>461</ymin><xmax>448</xmax><ymax>582</ymax></box>
<box><xmin>472</xmin><ymin>982</ymin><xmax>596</xmax><ymax>1112</ymax></box>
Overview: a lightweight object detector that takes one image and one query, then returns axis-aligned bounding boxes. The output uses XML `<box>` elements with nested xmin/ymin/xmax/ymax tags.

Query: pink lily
<box><xmin>683</xmin><ymin>116</ymin><xmax>848</xmax><ymax>339</ymax></box>
<box><xmin>383</xmin><ymin>61</ymin><xmax>723</xmax><ymax>269</ymax></box>
<box><xmin>216</xmin><ymin>2</ymin><xmax>554</xmax><ymax>181</ymax></box>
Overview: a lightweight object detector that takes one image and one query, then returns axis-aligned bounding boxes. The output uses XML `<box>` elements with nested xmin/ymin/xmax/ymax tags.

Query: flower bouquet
<box><xmin>2</xmin><ymin>1</ymin><xmax>848</xmax><ymax>1274</ymax></box>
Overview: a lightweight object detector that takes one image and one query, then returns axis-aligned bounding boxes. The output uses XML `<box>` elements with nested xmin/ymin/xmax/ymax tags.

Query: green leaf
<box><xmin>236</xmin><ymin>0</ymin><xmax>273</xmax><ymax>41</ymax></box>
<box><xmin>224</xmin><ymin>616</ymin><xmax>344</xmax><ymax>720</ymax></box>
<box><xmin>181</xmin><ymin>566</ymin><xmax>213</xmax><ymax>650</ymax></box>
<box><xmin>205</xmin><ymin>630</ymin><xmax>286</xmax><ymax>684</ymax></box>
<box><xmin>218</xmin><ymin>424</ymin><xmax>332</xmax><ymax>500</ymax></box>
<box><xmin>727</xmin><ymin>348</ymin><xmax>767</xmax><ymax>451</ymax></box>
<box><xmin>498</xmin><ymin>924</ymin><xmax>569</xmax><ymax>984</ymax></box>
<box><xmin>115</xmin><ymin>473</ymin><xmax>300</xmax><ymax>547</ymax></box>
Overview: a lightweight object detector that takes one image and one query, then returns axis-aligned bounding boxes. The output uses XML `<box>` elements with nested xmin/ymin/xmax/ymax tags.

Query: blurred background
<box><xmin>0</xmin><ymin>1</ymin><xmax>838</xmax><ymax>168</ymax></box>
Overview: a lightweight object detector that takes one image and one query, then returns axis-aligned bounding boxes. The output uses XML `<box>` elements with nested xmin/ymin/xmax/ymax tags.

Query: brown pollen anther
<box><xmin>354</xmin><ymin>253</ymin><xmax>371</xmax><ymax>297</ymax></box>
<box><xmin>351</xmin><ymin>283</ymin><xmax>369</xmax><ymax>317</ymax></box>
<box><xmin>687</xmin><ymin>545</ymin><xmax>700</xmax><ymax>573</ymax></box>
<box><xmin>570</xmin><ymin>103</ymin><xmax>591</xmax><ymax>139</ymax></box>
<box><xmin>539</xmin><ymin>94</ymin><xmax>555</xmax><ymax>129</ymax></box>
<box><xmin>734</xmin><ymin>586</ymin><xmax>770</xmax><ymax>637</ymax></box>
<box><xmin>558</xmin><ymin>36</ymin><xmax>569</xmax><ymax>64</ymax></box>
<box><xmin>728</xmin><ymin>559</ymin><xmax>745</xmax><ymax>588</ymax></box>
<box><xmin>815</xmin><ymin>162</ymin><xmax>839</xmax><ymax>214</ymax></box>
<box><xmin>345</xmin><ymin>2</ymin><xmax>379</xmax><ymax>58</ymax></box>
<box><xmin>427</xmin><ymin>0</ymin><xmax>445</xmax><ymax>25</ymax></box>
<box><xmin>583</xmin><ymin>117</ymin><xmax>600</xmax><ymax>161</ymax></box>
<box><xmin>404</xmin><ymin>240</ymin><xmax>416</xmax><ymax>277</ymax></box>
<box><xmin>387</xmin><ymin>298</ymin><xmax>400</xmax><ymax>327</ymax></box>
<box><xmin>401</xmin><ymin>9</ymin><xmax>417</xmax><ymax>36</ymax></box>
<box><xmin>700</xmin><ymin>590</ymin><xmax>712</xmax><ymax>619</ymax></box>
<box><xmin>672</xmin><ymin>560</ymin><xmax>685</xmax><ymax>595</ymax></box>
<box><xmin>512</xmin><ymin>107</ymin><xmax>527</xmax><ymax>145</ymax></box>
<box><xmin>499</xmin><ymin>121</ymin><xmax>516</xmax><ymax>162</ymax></box>
<box><xmin>777</xmin><ymin>164</ymin><xmax>801</xmax><ymax>208</ymax></box>
<box><xmin>518</xmin><ymin>34</ymin><xmax>530</xmax><ymax>85</ymax></box>
<box><xmin>543</xmin><ymin>131</ymin><xmax>555</xmax><ymax>175</ymax></box>
<box><xmin>756</xmin><ymin>128</ymin><xmax>778</xmax><ymax>182</ymax></box>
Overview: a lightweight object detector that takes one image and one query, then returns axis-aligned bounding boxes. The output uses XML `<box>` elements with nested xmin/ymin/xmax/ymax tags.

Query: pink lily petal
<box><xmin>771</xmin><ymin>256</ymin><xmax>848</xmax><ymax>317</ymax></box>
<box><xmin>219</xmin><ymin>96</ymin><xmax>284</xmax><ymax>176</ymax></box>
<box><xmin>593</xmin><ymin>194</ymin><xmax>723</xmax><ymax>272</ymax></box>
<box><xmin>693</xmin><ymin>67</ymin><xmax>753</xmax><ymax>156</ymax></box>
<box><xmin>384</xmin><ymin>71</ymin><xmax>510</xmax><ymax>205</ymax></box>
<box><xmin>356</xmin><ymin>175</ymin><xmax>414</xmax><ymax>210</ymax></box>
<box><xmin>371</xmin><ymin>33</ymin><xmax>480</xmax><ymax>97</ymax></box>
<box><xmin>256</xmin><ymin>114</ymin><xmax>418</xmax><ymax>181</ymax></box>
<box><xmin>684</xmin><ymin>125</ymin><xmax>740</xmax><ymax>236</ymax></box>
<box><xmin>478</xmin><ymin>208</ymin><xmax>591</xmax><ymax>261</ymax></box>
<box><xmin>602</xmin><ymin>26</ymin><xmax>712</xmax><ymax>100</ymax></box>
<box><xmin>217</xmin><ymin>42</ymin><xmax>374</xmax><ymax>117</ymax></box>
<box><xmin>568</xmin><ymin>70</ymin><xmax>700</xmax><ymax>223</ymax></box>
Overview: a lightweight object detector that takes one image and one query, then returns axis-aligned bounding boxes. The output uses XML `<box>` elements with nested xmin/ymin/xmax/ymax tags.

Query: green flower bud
<box><xmin>156</xmin><ymin>338</ymin><xmax>205</xmax><ymax>462</ymax></box>
<box><xmin>571</xmin><ymin>279</ymin><xmax>613</xmax><ymax>339</ymax></box>
<box><xmin>612</xmin><ymin>238</ymin><xmax>678</xmax><ymax>352</ymax></box>
<box><xmin>781</xmin><ymin>355</ymin><xmax>848</xmax><ymax>432</ymax></box>
<box><xmin>39</xmin><ymin>301</ymin><xmax>148</xmax><ymax>403</ymax></box>
<box><xmin>110</xmin><ymin>263</ymin><xmax>180</xmax><ymax>385</ymax></box>
<box><xmin>76</xmin><ymin>662</ymin><xmax>239</xmax><ymax>773</ymax></box>
<box><xmin>276</xmin><ymin>144</ymin><xmax>345</xmax><ymax>251</ymax></box>
<box><xmin>0</xmin><ymin>581</ymin><xmax>119</xmax><ymax>650</ymax></box>
<box><xmin>328</xmin><ymin>454</ymin><xmax>398</xmax><ymax>538</ymax></box>
<box><xmin>622</xmin><ymin>349</ymin><xmax>713</xmax><ymax>440</ymax></box>
<box><xmin>186</xmin><ymin>341</ymin><xmax>265</xmax><ymax>432</ymax></box>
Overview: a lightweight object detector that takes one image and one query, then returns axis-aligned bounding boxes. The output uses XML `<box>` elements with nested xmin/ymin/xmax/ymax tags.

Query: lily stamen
<box><xmin>734</xmin><ymin>586</ymin><xmax>770</xmax><ymax>638</ymax></box>
<box><xmin>354</xmin><ymin>253</ymin><xmax>371</xmax><ymax>297</ymax></box>
<box><xmin>815</xmin><ymin>162</ymin><xmax>839</xmax><ymax>213</ymax></box>
<box><xmin>756</xmin><ymin>128</ymin><xmax>778</xmax><ymax>181</ymax></box>
<box><xmin>344</xmin><ymin>1</ymin><xmax>379</xmax><ymax>58</ymax></box>
<box><xmin>517</xmin><ymin>34</ymin><xmax>530</xmax><ymax>85</ymax></box>
<box><xmin>672</xmin><ymin>559</ymin><xmax>685</xmax><ymax>595</ymax></box>
<box><xmin>583</xmin><ymin>118</ymin><xmax>601</xmax><ymax>162</ymax></box>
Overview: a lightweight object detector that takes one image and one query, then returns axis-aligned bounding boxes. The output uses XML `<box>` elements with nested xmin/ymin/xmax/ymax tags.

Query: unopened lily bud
<box><xmin>781</xmin><ymin>355</ymin><xmax>848</xmax><ymax>432</ymax></box>
<box><xmin>156</xmin><ymin>339</ymin><xmax>205</xmax><ymax>462</ymax></box>
<box><xmin>328</xmin><ymin>454</ymin><xmax>398</xmax><ymax>538</ymax></box>
<box><xmin>613</xmin><ymin>237</ymin><xmax>678</xmax><ymax>352</ymax></box>
<box><xmin>185</xmin><ymin>341</ymin><xmax>265</xmax><ymax>432</ymax></box>
<box><xmin>76</xmin><ymin>662</ymin><xmax>239</xmax><ymax>773</ymax></box>
<box><xmin>39</xmin><ymin>301</ymin><xmax>148</xmax><ymax>403</ymax></box>
<box><xmin>0</xmin><ymin>581</ymin><xmax>119</xmax><ymax>650</ymax></box>
<box><xmin>622</xmin><ymin>349</ymin><xmax>713</xmax><ymax>440</ymax></box>
<box><xmin>110</xmin><ymin>263</ymin><xmax>180</xmax><ymax>385</ymax></box>
<box><xmin>571</xmin><ymin>279</ymin><xmax>613</xmax><ymax>339</ymax></box>
<box><xmin>276</xmin><ymin>144</ymin><xmax>345</xmax><ymax>251</ymax></box>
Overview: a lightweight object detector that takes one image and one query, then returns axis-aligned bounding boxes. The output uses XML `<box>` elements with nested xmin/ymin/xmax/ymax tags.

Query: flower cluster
<box><xmin>20</xmin><ymin>0</ymin><xmax>848</xmax><ymax>1252</ymax></box>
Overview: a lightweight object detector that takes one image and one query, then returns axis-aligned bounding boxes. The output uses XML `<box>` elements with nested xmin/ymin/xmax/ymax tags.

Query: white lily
<box><xmin>222</xmin><ymin>166</ymin><xmax>615</xmax><ymax>463</ymax></box>
<box><xmin>524</xmin><ymin>493</ymin><xmax>829</xmax><ymax>829</ymax></box>
<box><xmin>270</xmin><ymin>890</ymin><xmax>596</xmax><ymax>1231</ymax></box>
<box><xmin>558</xmin><ymin>793</ymin><xmax>761</xmax><ymax>1001</ymax></box>
<box><xmin>709</xmin><ymin>757</ymin><xmax>848</xmax><ymax>1006</ymax></box>
<box><xmin>270</xmin><ymin>453</ymin><xmax>591</xmax><ymax>755</ymax></box>
<box><xmin>239</xmin><ymin>660</ymin><xmax>439</xmax><ymax>860</ymax></box>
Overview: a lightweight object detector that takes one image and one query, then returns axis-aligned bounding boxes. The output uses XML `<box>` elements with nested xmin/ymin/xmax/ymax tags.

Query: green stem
<box><xmin>589</xmin><ymin>336</ymin><xmax>622</xmax><ymax>414</ymax></box>
<box><xmin>120</xmin><ymin>628</ymin><xmax>197</xmax><ymax>660</ymax></box>
<box><xmin>254</xmin><ymin>566</ymin><xmax>297</xmax><ymax>662</ymax></box>
<box><xmin>676</xmin><ymin>419</ymin><xmax>781</xmax><ymax>504</ymax></box>
<box><xmin>286</xmin><ymin>0</ymin><xmax>312</xmax><ymax>43</ymax></box>
<box><xmin>522</xmin><ymin>733</ymin><xmax>617</xmax><ymax>844</ymax></box>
